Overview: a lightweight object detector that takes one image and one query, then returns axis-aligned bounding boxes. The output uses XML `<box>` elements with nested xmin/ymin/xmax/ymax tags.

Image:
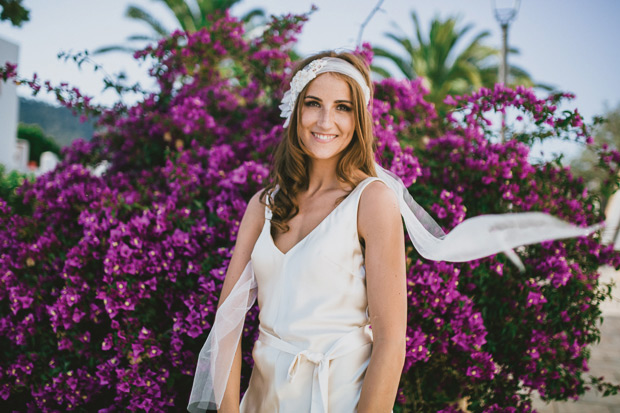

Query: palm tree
<box><xmin>94</xmin><ymin>0</ymin><xmax>266</xmax><ymax>54</ymax></box>
<box><xmin>372</xmin><ymin>11</ymin><xmax>550</xmax><ymax>106</ymax></box>
<box><xmin>0</xmin><ymin>0</ymin><xmax>30</xmax><ymax>27</ymax></box>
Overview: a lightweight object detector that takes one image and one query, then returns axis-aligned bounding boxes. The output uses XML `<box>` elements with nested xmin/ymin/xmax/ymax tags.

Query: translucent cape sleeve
<box><xmin>187</xmin><ymin>261</ymin><xmax>257</xmax><ymax>412</ymax></box>
<box><xmin>374</xmin><ymin>162</ymin><xmax>602</xmax><ymax>270</ymax></box>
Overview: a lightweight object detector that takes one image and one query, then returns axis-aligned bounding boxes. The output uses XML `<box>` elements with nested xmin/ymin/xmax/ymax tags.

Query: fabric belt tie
<box><xmin>258</xmin><ymin>325</ymin><xmax>373</xmax><ymax>413</ymax></box>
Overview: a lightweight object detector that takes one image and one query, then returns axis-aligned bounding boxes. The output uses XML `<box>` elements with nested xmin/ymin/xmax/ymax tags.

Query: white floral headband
<box><xmin>279</xmin><ymin>57</ymin><xmax>372</xmax><ymax>128</ymax></box>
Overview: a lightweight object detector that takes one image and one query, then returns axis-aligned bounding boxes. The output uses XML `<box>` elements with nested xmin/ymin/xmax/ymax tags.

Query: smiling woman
<box><xmin>187</xmin><ymin>50</ymin><xmax>600</xmax><ymax>413</ymax></box>
<box><xmin>267</xmin><ymin>53</ymin><xmax>378</xmax><ymax>239</ymax></box>
<box><xmin>188</xmin><ymin>51</ymin><xmax>406</xmax><ymax>413</ymax></box>
<box><xmin>299</xmin><ymin>73</ymin><xmax>355</xmax><ymax>161</ymax></box>
<box><xmin>243</xmin><ymin>52</ymin><xmax>406</xmax><ymax>413</ymax></box>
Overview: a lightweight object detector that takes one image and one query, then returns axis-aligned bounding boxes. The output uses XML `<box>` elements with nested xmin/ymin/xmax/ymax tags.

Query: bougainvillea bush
<box><xmin>1</xmin><ymin>10</ymin><xmax>620</xmax><ymax>412</ymax></box>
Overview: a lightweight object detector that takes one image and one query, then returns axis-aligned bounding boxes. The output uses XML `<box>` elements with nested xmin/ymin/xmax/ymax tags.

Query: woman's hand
<box><xmin>357</xmin><ymin>181</ymin><xmax>407</xmax><ymax>412</ymax></box>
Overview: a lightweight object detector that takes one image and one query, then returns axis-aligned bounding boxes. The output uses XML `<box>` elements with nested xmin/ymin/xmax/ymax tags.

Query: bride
<box><xmin>188</xmin><ymin>50</ymin><xmax>599</xmax><ymax>413</ymax></box>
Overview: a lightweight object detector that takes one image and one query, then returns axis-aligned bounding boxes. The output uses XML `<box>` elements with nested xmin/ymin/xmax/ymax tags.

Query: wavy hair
<box><xmin>261</xmin><ymin>51</ymin><xmax>376</xmax><ymax>233</ymax></box>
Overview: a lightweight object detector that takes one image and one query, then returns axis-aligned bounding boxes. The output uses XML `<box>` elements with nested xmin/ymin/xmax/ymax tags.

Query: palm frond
<box><xmin>126</xmin><ymin>4</ymin><xmax>170</xmax><ymax>36</ymax></box>
<box><xmin>92</xmin><ymin>45</ymin><xmax>138</xmax><ymax>55</ymax></box>
<box><xmin>384</xmin><ymin>32</ymin><xmax>416</xmax><ymax>59</ymax></box>
<box><xmin>373</xmin><ymin>46</ymin><xmax>415</xmax><ymax>79</ymax></box>
<box><xmin>370</xmin><ymin>64</ymin><xmax>393</xmax><ymax>79</ymax></box>
<box><xmin>532</xmin><ymin>81</ymin><xmax>555</xmax><ymax>91</ymax></box>
<box><xmin>410</xmin><ymin>11</ymin><xmax>425</xmax><ymax>51</ymax></box>
<box><xmin>159</xmin><ymin>0</ymin><xmax>197</xmax><ymax>32</ymax></box>
<box><xmin>241</xmin><ymin>8</ymin><xmax>266</xmax><ymax>24</ymax></box>
<box><xmin>126</xmin><ymin>34</ymin><xmax>159</xmax><ymax>42</ymax></box>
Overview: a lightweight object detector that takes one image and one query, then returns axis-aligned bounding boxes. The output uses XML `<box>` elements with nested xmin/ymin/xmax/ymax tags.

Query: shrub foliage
<box><xmin>1</xmin><ymin>10</ymin><xmax>619</xmax><ymax>412</ymax></box>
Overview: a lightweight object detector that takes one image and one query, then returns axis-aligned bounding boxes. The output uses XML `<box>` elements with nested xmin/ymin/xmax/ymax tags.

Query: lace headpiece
<box><xmin>279</xmin><ymin>57</ymin><xmax>372</xmax><ymax>128</ymax></box>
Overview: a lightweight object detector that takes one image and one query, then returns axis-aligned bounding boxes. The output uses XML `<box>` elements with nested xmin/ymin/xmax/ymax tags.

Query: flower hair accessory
<box><xmin>279</xmin><ymin>57</ymin><xmax>372</xmax><ymax>128</ymax></box>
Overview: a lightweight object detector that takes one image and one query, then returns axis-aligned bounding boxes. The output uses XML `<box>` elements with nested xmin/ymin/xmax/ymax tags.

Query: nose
<box><xmin>317</xmin><ymin>107</ymin><xmax>334</xmax><ymax>129</ymax></box>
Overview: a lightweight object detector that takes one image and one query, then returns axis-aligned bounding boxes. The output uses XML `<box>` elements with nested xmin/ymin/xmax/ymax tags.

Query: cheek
<box><xmin>300</xmin><ymin>107</ymin><xmax>316</xmax><ymax>128</ymax></box>
<box><xmin>340</xmin><ymin>114</ymin><xmax>355</xmax><ymax>136</ymax></box>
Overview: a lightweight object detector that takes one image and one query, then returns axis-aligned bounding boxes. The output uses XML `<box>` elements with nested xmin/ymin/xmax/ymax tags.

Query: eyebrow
<box><xmin>305</xmin><ymin>95</ymin><xmax>353</xmax><ymax>105</ymax></box>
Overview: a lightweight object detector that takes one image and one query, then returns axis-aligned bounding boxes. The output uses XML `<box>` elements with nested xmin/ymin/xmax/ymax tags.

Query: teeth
<box><xmin>313</xmin><ymin>133</ymin><xmax>336</xmax><ymax>141</ymax></box>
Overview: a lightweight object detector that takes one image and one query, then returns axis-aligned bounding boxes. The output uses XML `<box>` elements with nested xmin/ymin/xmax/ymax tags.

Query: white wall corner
<box><xmin>0</xmin><ymin>36</ymin><xmax>20</xmax><ymax>172</ymax></box>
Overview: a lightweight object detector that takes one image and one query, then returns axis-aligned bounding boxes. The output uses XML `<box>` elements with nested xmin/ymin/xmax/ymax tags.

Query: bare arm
<box><xmin>357</xmin><ymin>181</ymin><xmax>407</xmax><ymax>412</ymax></box>
<box><xmin>217</xmin><ymin>191</ymin><xmax>265</xmax><ymax>413</ymax></box>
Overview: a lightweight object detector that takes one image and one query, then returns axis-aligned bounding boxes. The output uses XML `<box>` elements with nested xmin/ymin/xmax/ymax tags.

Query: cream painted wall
<box><xmin>0</xmin><ymin>36</ymin><xmax>19</xmax><ymax>171</ymax></box>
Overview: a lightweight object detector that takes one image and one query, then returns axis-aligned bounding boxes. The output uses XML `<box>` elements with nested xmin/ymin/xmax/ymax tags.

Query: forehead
<box><xmin>305</xmin><ymin>73</ymin><xmax>351</xmax><ymax>99</ymax></box>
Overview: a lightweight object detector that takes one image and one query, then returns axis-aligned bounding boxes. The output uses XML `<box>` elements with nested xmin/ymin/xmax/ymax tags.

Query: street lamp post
<box><xmin>493</xmin><ymin>0</ymin><xmax>520</xmax><ymax>142</ymax></box>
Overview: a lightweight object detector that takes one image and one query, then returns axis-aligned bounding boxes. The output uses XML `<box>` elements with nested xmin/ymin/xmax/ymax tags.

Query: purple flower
<box><xmin>526</xmin><ymin>291</ymin><xmax>547</xmax><ymax>308</ymax></box>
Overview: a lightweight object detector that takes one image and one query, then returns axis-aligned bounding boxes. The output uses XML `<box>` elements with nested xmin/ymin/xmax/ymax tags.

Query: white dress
<box><xmin>188</xmin><ymin>164</ymin><xmax>599</xmax><ymax>413</ymax></box>
<box><xmin>239</xmin><ymin>177</ymin><xmax>380</xmax><ymax>412</ymax></box>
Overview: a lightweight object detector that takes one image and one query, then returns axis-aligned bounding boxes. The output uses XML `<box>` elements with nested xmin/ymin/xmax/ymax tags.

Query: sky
<box><xmin>1</xmin><ymin>0</ymin><xmax>619</xmax><ymax>159</ymax></box>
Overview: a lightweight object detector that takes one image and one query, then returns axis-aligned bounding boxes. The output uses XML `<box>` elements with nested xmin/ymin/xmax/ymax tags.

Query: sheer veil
<box><xmin>374</xmin><ymin>162</ymin><xmax>601</xmax><ymax>271</ymax></box>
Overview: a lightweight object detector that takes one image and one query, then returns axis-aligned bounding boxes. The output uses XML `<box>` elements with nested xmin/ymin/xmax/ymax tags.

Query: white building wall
<box><xmin>0</xmin><ymin>37</ymin><xmax>19</xmax><ymax>171</ymax></box>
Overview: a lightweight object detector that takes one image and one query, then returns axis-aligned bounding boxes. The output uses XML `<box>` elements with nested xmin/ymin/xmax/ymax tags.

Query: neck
<box><xmin>305</xmin><ymin>157</ymin><xmax>343</xmax><ymax>194</ymax></box>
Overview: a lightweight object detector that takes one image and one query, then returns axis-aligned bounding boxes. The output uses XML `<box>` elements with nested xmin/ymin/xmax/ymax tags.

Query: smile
<box><xmin>312</xmin><ymin>132</ymin><xmax>337</xmax><ymax>142</ymax></box>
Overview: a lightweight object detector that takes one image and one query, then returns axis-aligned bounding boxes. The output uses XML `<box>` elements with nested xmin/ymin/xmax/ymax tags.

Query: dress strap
<box><xmin>264</xmin><ymin>188</ymin><xmax>277</xmax><ymax>220</ymax></box>
<box><xmin>350</xmin><ymin>176</ymin><xmax>382</xmax><ymax>210</ymax></box>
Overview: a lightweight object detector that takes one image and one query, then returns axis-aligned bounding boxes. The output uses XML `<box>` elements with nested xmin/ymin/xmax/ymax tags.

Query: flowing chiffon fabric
<box><xmin>188</xmin><ymin>261</ymin><xmax>257</xmax><ymax>412</ymax></box>
<box><xmin>373</xmin><ymin>164</ymin><xmax>602</xmax><ymax>270</ymax></box>
<box><xmin>188</xmin><ymin>163</ymin><xmax>601</xmax><ymax>412</ymax></box>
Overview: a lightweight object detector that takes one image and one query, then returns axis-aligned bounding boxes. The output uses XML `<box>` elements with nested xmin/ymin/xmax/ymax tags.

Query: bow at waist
<box><xmin>258</xmin><ymin>325</ymin><xmax>373</xmax><ymax>413</ymax></box>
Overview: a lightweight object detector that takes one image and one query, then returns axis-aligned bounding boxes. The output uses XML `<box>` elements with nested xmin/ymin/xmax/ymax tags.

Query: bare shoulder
<box><xmin>225</xmin><ymin>189</ymin><xmax>265</xmax><ymax>274</ymax></box>
<box><xmin>358</xmin><ymin>180</ymin><xmax>401</xmax><ymax>238</ymax></box>
<box><xmin>359</xmin><ymin>180</ymin><xmax>399</xmax><ymax>216</ymax></box>
<box><xmin>218</xmin><ymin>189</ymin><xmax>267</xmax><ymax>303</ymax></box>
<box><xmin>240</xmin><ymin>189</ymin><xmax>266</xmax><ymax>234</ymax></box>
<box><xmin>246</xmin><ymin>189</ymin><xmax>266</xmax><ymax>217</ymax></box>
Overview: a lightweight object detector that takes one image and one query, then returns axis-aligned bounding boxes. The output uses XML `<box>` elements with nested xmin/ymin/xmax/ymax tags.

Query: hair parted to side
<box><xmin>261</xmin><ymin>50</ymin><xmax>377</xmax><ymax>233</ymax></box>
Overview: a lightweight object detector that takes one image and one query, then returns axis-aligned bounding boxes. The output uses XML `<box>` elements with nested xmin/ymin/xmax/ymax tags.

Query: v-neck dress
<box><xmin>239</xmin><ymin>177</ymin><xmax>380</xmax><ymax>413</ymax></box>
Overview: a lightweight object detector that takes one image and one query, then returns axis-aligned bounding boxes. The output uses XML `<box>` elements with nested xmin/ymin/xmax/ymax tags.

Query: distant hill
<box><xmin>19</xmin><ymin>97</ymin><xmax>98</xmax><ymax>147</ymax></box>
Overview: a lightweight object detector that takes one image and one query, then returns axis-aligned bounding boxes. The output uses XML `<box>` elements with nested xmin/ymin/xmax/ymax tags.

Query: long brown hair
<box><xmin>261</xmin><ymin>51</ymin><xmax>376</xmax><ymax>233</ymax></box>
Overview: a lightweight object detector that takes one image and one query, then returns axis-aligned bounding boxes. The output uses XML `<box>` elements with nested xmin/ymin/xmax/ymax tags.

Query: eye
<box><xmin>337</xmin><ymin>104</ymin><xmax>352</xmax><ymax>112</ymax></box>
<box><xmin>304</xmin><ymin>100</ymin><xmax>320</xmax><ymax>108</ymax></box>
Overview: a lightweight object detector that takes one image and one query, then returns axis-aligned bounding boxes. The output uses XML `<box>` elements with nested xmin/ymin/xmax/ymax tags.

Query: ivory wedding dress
<box><xmin>239</xmin><ymin>177</ymin><xmax>381</xmax><ymax>412</ymax></box>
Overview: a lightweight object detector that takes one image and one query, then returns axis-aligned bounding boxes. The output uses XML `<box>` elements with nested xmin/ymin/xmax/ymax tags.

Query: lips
<box><xmin>312</xmin><ymin>132</ymin><xmax>337</xmax><ymax>142</ymax></box>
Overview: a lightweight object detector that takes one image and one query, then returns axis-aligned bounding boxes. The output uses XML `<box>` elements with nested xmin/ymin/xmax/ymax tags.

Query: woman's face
<box><xmin>299</xmin><ymin>73</ymin><xmax>355</xmax><ymax>162</ymax></box>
